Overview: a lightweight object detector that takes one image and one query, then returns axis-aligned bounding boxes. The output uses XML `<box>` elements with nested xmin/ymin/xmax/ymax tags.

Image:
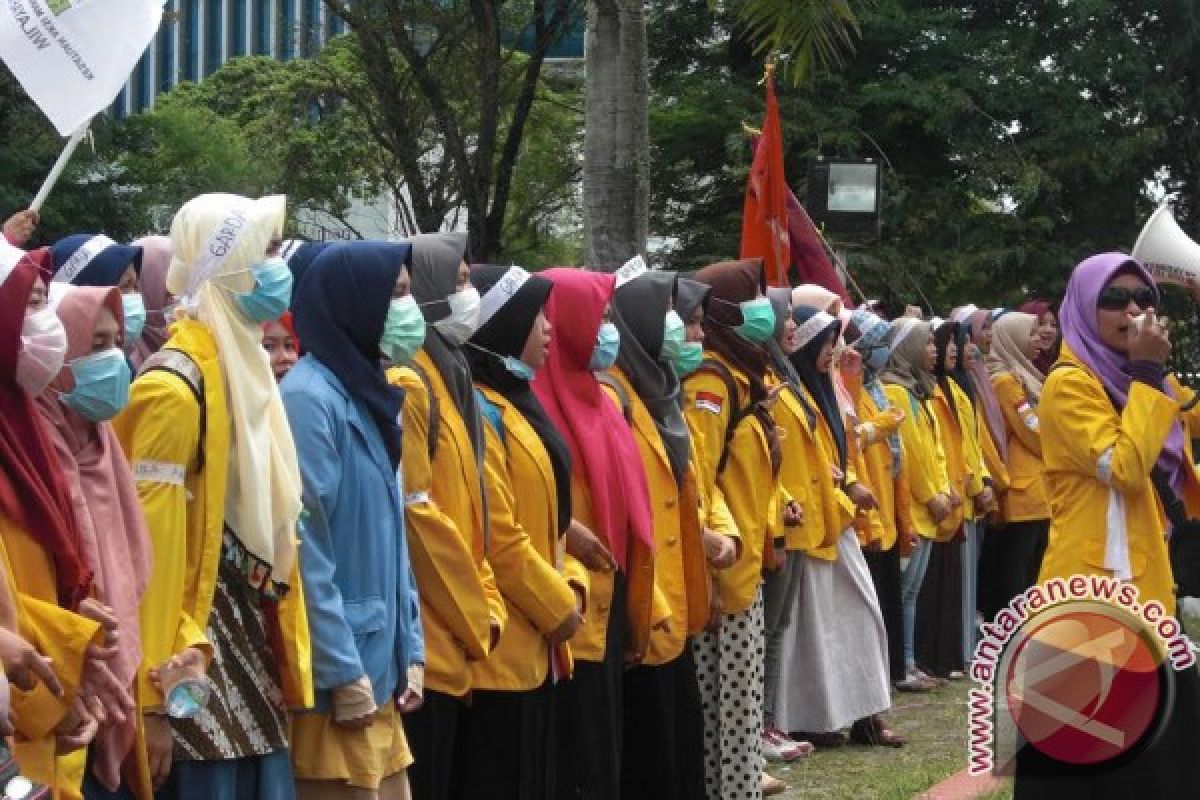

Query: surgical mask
<box><xmin>672</xmin><ymin>341</ymin><xmax>704</xmax><ymax>376</ymax></box>
<box><xmin>122</xmin><ymin>292</ymin><xmax>147</xmax><ymax>342</ymax></box>
<box><xmin>866</xmin><ymin>345</ymin><xmax>889</xmax><ymax>372</ymax></box>
<box><xmin>736</xmin><ymin>297</ymin><xmax>776</xmax><ymax>344</ymax></box>
<box><xmin>660</xmin><ymin>310</ymin><xmax>686</xmax><ymax>363</ymax></box>
<box><xmin>16</xmin><ymin>306</ymin><xmax>67</xmax><ymax>395</ymax></box>
<box><xmin>235</xmin><ymin>257</ymin><xmax>293</xmax><ymax>324</ymax></box>
<box><xmin>433</xmin><ymin>287</ymin><xmax>482</xmax><ymax>346</ymax></box>
<box><xmin>589</xmin><ymin>322</ymin><xmax>621</xmax><ymax>370</ymax></box>
<box><xmin>468</xmin><ymin>342</ymin><xmax>536</xmax><ymax>381</ymax></box>
<box><xmin>61</xmin><ymin>348</ymin><xmax>131</xmax><ymax>421</ymax></box>
<box><xmin>380</xmin><ymin>295</ymin><xmax>427</xmax><ymax>364</ymax></box>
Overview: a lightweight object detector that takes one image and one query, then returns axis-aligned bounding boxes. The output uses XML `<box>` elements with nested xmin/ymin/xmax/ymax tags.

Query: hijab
<box><xmin>466</xmin><ymin>265</ymin><xmax>572</xmax><ymax>534</ymax></box>
<box><xmin>790</xmin><ymin>305</ymin><xmax>846</xmax><ymax>468</ymax></box>
<box><xmin>791</xmin><ymin>283</ymin><xmax>844</xmax><ymax>317</ymax></box>
<box><xmin>292</xmin><ymin>241</ymin><xmax>409</xmax><ymax>468</ymax></box>
<box><xmin>949</xmin><ymin>318</ymin><xmax>977</xmax><ymax>404</ymax></box>
<box><xmin>882</xmin><ymin>316</ymin><xmax>937</xmax><ymax>401</ymax></box>
<box><xmin>283</xmin><ymin>240</ymin><xmax>328</xmax><ymax>303</ymax></box>
<box><xmin>1060</xmin><ymin>252</ymin><xmax>1187</xmax><ymax>494</ymax></box>
<box><xmin>766</xmin><ymin>286</ymin><xmax>816</xmax><ymax>428</ymax></box>
<box><xmin>0</xmin><ymin>250</ymin><xmax>91</xmax><ymax>608</ymax></box>
<box><xmin>610</xmin><ymin>270</ymin><xmax>690</xmax><ymax>485</ymax></box>
<box><xmin>51</xmin><ymin>234</ymin><xmax>142</xmax><ymax>286</ymax></box>
<box><xmin>676</xmin><ymin>277</ymin><xmax>711</xmax><ymax>324</ymax></box>
<box><xmin>532</xmin><ymin>268</ymin><xmax>654</xmax><ymax>568</ymax></box>
<box><xmin>987</xmin><ymin>312</ymin><xmax>1045</xmax><ymax>404</ymax></box>
<box><xmin>1020</xmin><ymin>298</ymin><xmax>1060</xmax><ymax>374</ymax></box>
<box><xmin>933</xmin><ymin>319</ymin><xmax>961</xmax><ymax>419</ymax></box>
<box><xmin>36</xmin><ymin>284</ymin><xmax>150</xmax><ymax>790</ymax></box>
<box><xmin>850</xmin><ymin>307</ymin><xmax>901</xmax><ymax>474</ymax></box>
<box><xmin>166</xmin><ymin>193</ymin><xmax>302</xmax><ymax>584</ymax></box>
<box><xmin>962</xmin><ymin>307</ymin><xmax>1007</xmax><ymax>459</ymax></box>
<box><xmin>129</xmin><ymin>235</ymin><xmax>172</xmax><ymax>370</ymax></box>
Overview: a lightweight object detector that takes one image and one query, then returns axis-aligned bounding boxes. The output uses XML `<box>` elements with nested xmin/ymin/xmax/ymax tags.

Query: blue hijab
<box><xmin>292</xmin><ymin>241</ymin><xmax>410</xmax><ymax>467</ymax></box>
<box><xmin>51</xmin><ymin>234</ymin><xmax>142</xmax><ymax>286</ymax></box>
<box><xmin>850</xmin><ymin>307</ymin><xmax>902</xmax><ymax>476</ymax></box>
<box><xmin>282</xmin><ymin>240</ymin><xmax>329</xmax><ymax>303</ymax></box>
<box><xmin>790</xmin><ymin>304</ymin><xmax>847</xmax><ymax>470</ymax></box>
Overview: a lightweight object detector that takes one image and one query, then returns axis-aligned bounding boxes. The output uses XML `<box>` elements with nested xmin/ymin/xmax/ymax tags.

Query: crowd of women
<box><xmin>1</xmin><ymin>191</ymin><xmax>1200</xmax><ymax>800</ymax></box>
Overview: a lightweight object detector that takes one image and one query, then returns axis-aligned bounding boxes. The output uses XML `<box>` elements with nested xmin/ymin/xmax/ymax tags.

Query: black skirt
<box><xmin>403</xmin><ymin>689</ymin><xmax>463</xmax><ymax>800</ymax></box>
<box><xmin>864</xmin><ymin>545</ymin><xmax>905</xmax><ymax>683</ymax></box>
<box><xmin>620</xmin><ymin>646</ymin><xmax>706</xmax><ymax>800</ymax></box>
<box><xmin>979</xmin><ymin>519</ymin><xmax>1048</xmax><ymax>621</ymax></box>
<box><xmin>451</xmin><ymin>681</ymin><xmax>556</xmax><ymax>800</ymax></box>
<box><xmin>915</xmin><ymin>538</ymin><xmax>964</xmax><ymax>677</ymax></box>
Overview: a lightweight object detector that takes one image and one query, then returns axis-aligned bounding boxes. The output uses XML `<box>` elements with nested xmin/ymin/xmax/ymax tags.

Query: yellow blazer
<box><xmin>769</xmin><ymin>371</ymin><xmax>823</xmax><ymax>552</ymax></box>
<box><xmin>884</xmin><ymin>384</ymin><xmax>951</xmax><ymax>539</ymax></box>
<box><xmin>854</xmin><ymin>384</ymin><xmax>903</xmax><ymax>551</ymax></box>
<box><xmin>471</xmin><ymin>386</ymin><xmax>579</xmax><ymax>690</ymax></box>
<box><xmin>931</xmin><ymin>386</ymin><xmax>968</xmax><ymax>540</ymax></box>
<box><xmin>992</xmin><ymin>372</ymin><xmax>1050</xmax><ymax>522</ymax></box>
<box><xmin>387</xmin><ymin>357</ymin><xmax>504</xmax><ymax>698</ymax></box>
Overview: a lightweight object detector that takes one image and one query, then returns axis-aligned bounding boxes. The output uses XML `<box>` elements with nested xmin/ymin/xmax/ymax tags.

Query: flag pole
<box><xmin>30</xmin><ymin>121</ymin><xmax>90</xmax><ymax>213</ymax></box>
<box><xmin>798</xmin><ymin>203</ymin><xmax>871</xmax><ymax>305</ymax></box>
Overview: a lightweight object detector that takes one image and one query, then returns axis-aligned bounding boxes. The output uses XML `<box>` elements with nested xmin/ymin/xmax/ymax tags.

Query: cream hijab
<box><xmin>986</xmin><ymin>312</ymin><xmax>1045</xmax><ymax>404</ymax></box>
<box><xmin>166</xmin><ymin>193</ymin><xmax>302</xmax><ymax>581</ymax></box>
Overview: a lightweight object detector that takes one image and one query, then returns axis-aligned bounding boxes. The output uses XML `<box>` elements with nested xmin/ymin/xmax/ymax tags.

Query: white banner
<box><xmin>0</xmin><ymin>0</ymin><xmax>162</xmax><ymax>136</ymax></box>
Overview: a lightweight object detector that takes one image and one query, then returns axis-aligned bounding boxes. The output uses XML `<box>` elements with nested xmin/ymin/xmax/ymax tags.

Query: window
<box><xmin>231</xmin><ymin>0</ymin><xmax>247</xmax><ymax>57</ymax></box>
<box><xmin>135</xmin><ymin>49</ymin><xmax>153</xmax><ymax>111</ymax></box>
<box><xmin>253</xmin><ymin>0</ymin><xmax>271</xmax><ymax>55</ymax></box>
<box><xmin>300</xmin><ymin>0</ymin><xmax>318</xmax><ymax>57</ymax></box>
<box><xmin>157</xmin><ymin>0</ymin><xmax>175</xmax><ymax>91</ymax></box>
<box><xmin>278</xmin><ymin>0</ymin><xmax>295</xmax><ymax>61</ymax></box>
<box><xmin>204</xmin><ymin>0</ymin><xmax>223</xmax><ymax>76</ymax></box>
<box><xmin>182</xmin><ymin>0</ymin><xmax>198</xmax><ymax>81</ymax></box>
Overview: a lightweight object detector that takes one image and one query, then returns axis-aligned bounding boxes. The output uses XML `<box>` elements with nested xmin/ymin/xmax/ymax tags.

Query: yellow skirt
<box><xmin>290</xmin><ymin>703</ymin><xmax>412</xmax><ymax>790</ymax></box>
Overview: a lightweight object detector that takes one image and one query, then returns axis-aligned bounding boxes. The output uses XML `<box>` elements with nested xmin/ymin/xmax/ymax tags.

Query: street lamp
<box><xmin>805</xmin><ymin>157</ymin><xmax>883</xmax><ymax>240</ymax></box>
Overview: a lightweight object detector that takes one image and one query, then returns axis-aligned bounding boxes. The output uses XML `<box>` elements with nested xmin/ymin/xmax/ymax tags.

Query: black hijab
<box><xmin>950</xmin><ymin>320</ymin><xmax>977</xmax><ymax>404</ymax></box>
<box><xmin>933</xmin><ymin>319</ymin><xmax>960</xmax><ymax>421</ymax></box>
<box><xmin>292</xmin><ymin>241</ymin><xmax>408</xmax><ymax>467</ymax></box>
<box><xmin>790</xmin><ymin>304</ymin><xmax>847</xmax><ymax>470</ymax></box>
<box><xmin>467</xmin><ymin>265</ymin><xmax>572</xmax><ymax>535</ymax></box>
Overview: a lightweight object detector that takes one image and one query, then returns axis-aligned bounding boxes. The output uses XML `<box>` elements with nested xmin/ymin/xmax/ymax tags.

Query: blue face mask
<box><xmin>380</xmin><ymin>295</ymin><xmax>427</xmax><ymax>364</ymax></box>
<box><xmin>235</xmin><ymin>257</ymin><xmax>293</xmax><ymax>324</ymax></box>
<box><xmin>673</xmin><ymin>341</ymin><xmax>704</xmax><ymax>376</ymax></box>
<box><xmin>735</xmin><ymin>297</ymin><xmax>776</xmax><ymax>344</ymax></box>
<box><xmin>61</xmin><ymin>348</ymin><xmax>131</xmax><ymax>421</ymax></box>
<box><xmin>660</xmin><ymin>310</ymin><xmax>686</xmax><ymax>363</ymax></box>
<box><xmin>468</xmin><ymin>342</ymin><xmax>536</xmax><ymax>381</ymax></box>
<box><xmin>122</xmin><ymin>293</ymin><xmax>146</xmax><ymax>342</ymax></box>
<box><xmin>589</xmin><ymin>322</ymin><xmax>621</xmax><ymax>371</ymax></box>
<box><xmin>866</xmin><ymin>345</ymin><xmax>890</xmax><ymax>372</ymax></box>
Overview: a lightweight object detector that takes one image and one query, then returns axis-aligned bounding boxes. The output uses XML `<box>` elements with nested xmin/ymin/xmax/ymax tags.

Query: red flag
<box><xmin>787</xmin><ymin>190</ymin><xmax>852</xmax><ymax>306</ymax></box>
<box><xmin>740</xmin><ymin>71</ymin><xmax>791</xmax><ymax>287</ymax></box>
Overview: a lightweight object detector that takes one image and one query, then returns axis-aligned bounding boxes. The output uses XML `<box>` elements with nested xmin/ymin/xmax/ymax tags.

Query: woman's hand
<box><xmin>0</xmin><ymin>627</ymin><xmax>61</xmax><ymax>696</ymax></box>
<box><xmin>702</xmin><ymin>528</ymin><xmax>737</xmax><ymax>569</ymax></box>
<box><xmin>928</xmin><ymin>494</ymin><xmax>951</xmax><ymax>524</ymax></box>
<box><xmin>144</xmin><ymin>713</ymin><xmax>174</xmax><ymax>789</ymax></box>
<box><xmin>2</xmin><ymin>209</ymin><xmax>37</xmax><ymax>247</ymax></box>
<box><xmin>565</xmin><ymin>519</ymin><xmax>617</xmax><ymax>573</ymax></box>
<box><xmin>847</xmin><ymin>482</ymin><xmax>878</xmax><ymax>512</ymax></box>
<box><xmin>1129</xmin><ymin>311</ymin><xmax>1171</xmax><ymax>365</ymax></box>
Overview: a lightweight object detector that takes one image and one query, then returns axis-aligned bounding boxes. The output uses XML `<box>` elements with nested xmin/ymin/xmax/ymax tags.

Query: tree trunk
<box><xmin>584</xmin><ymin>0</ymin><xmax>649</xmax><ymax>268</ymax></box>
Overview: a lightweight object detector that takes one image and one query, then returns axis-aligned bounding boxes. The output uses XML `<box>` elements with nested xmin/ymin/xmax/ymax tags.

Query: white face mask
<box><xmin>433</xmin><ymin>286</ymin><xmax>482</xmax><ymax>346</ymax></box>
<box><xmin>16</xmin><ymin>305</ymin><xmax>68</xmax><ymax>395</ymax></box>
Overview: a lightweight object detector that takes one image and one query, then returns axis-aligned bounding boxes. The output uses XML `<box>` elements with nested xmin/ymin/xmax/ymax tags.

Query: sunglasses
<box><xmin>1096</xmin><ymin>285</ymin><xmax>1156</xmax><ymax>312</ymax></box>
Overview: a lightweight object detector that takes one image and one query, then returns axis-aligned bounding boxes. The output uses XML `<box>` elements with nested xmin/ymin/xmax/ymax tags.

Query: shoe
<box><xmin>792</xmin><ymin>730</ymin><xmax>847</xmax><ymax>748</ymax></box>
<box><xmin>762</xmin><ymin>773</ymin><xmax>787</xmax><ymax>797</ymax></box>
<box><xmin>913</xmin><ymin>667</ymin><xmax>947</xmax><ymax>687</ymax></box>
<box><xmin>849</xmin><ymin>715</ymin><xmax>907</xmax><ymax>748</ymax></box>
<box><xmin>762</xmin><ymin>727</ymin><xmax>812</xmax><ymax>762</ymax></box>
<box><xmin>948</xmin><ymin>670</ymin><xmax>966</xmax><ymax>681</ymax></box>
<box><xmin>893</xmin><ymin>674</ymin><xmax>933</xmax><ymax>692</ymax></box>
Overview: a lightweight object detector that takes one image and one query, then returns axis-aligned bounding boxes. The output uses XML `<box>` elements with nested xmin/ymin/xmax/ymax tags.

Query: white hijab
<box><xmin>166</xmin><ymin>193</ymin><xmax>302</xmax><ymax>581</ymax></box>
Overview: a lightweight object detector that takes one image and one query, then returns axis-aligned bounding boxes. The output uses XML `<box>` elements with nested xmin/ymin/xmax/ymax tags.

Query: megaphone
<box><xmin>1132</xmin><ymin>206</ymin><xmax>1200</xmax><ymax>286</ymax></box>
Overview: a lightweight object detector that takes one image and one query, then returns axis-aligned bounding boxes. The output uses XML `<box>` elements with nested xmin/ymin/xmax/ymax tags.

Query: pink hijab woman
<box><xmin>129</xmin><ymin>235</ymin><xmax>174</xmax><ymax>370</ymax></box>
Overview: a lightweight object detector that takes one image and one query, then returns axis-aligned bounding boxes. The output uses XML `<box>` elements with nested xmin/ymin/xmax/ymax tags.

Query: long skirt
<box><xmin>451</xmin><ymin>681</ymin><xmax>555</xmax><ymax>800</ymax></box>
<box><xmin>961</xmin><ymin>519</ymin><xmax>983</xmax><ymax>663</ymax></box>
<box><xmin>694</xmin><ymin>590</ymin><xmax>764</xmax><ymax>800</ymax></box>
<box><xmin>776</xmin><ymin>529</ymin><xmax>891</xmax><ymax>734</ymax></box>
<box><xmin>864</xmin><ymin>544</ymin><xmax>905</xmax><ymax>683</ymax></box>
<box><xmin>555</xmin><ymin>573</ymin><xmax>627</xmax><ymax>800</ymax></box>
<box><xmin>157</xmin><ymin>749</ymin><xmax>294</xmax><ymax>800</ymax></box>
<box><xmin>980</xmin><ymin>519</ymin><xmax>1049</xmax><ymax>621</ymax></box>
<box><xmin>761</xmin><ymin>552</ymin><xmax>803</xmax><ymax>726</ymax></box>
<box><xmin>915</xmin><ymin>538</ymin><xmax>964</xmax><ymax>677</ymax></box>
<box><xmin>621</xmin><ymin>647</ymin><xmax>706</xmax><ymax>800</ymax></box>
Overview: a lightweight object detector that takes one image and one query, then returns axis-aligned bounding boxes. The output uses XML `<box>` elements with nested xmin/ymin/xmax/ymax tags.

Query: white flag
<box><xmin>0</xmin><ymin>0</ymin><xmax>163</xmax><ymax>136</ymax></box>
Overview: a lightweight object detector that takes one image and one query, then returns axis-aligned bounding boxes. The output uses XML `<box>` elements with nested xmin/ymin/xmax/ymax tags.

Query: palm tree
<box><xmin>728</xmin><ymin>0</ymin><xmax>873</xmax><ymax>82</ymax></box>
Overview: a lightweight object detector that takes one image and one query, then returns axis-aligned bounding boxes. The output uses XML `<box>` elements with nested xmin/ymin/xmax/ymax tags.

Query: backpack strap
<box><xmin>138</xmin><ymin>348</ymin><xmax>206</xmax><ymax>470</ymax></box>
<box><xmin>594</xmin><ymin>371</ymin><xmax>633</xmax><ymax>424</ymax></box>
<box><xmin>407</xmin><ymin>361</ymin><xmax>441</xmax><ymax>460</ymax></box>
<box><xmin>693</xmin><ymin>358</ymin><xmax>754</xmax><ymax>474</ymax></box>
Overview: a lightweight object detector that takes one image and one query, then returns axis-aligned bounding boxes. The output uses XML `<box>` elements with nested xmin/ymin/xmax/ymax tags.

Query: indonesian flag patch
<box><xmin>695</xmin><ymin>391</ymin><xmax>724</xmax><ymax>415</ymax></box>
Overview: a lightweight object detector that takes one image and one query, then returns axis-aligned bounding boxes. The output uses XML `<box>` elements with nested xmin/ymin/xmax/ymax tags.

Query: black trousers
<box><xmin>915</xmin><ymin>538</ymin><xmax>964</xmax><ymax>677</ymax></box>
<box><xmin>620</xmin><ymin>646</ymin><xmax>706</xmax><ymax>800</ymax></box>
<box><xmin>555</xmin><ymin>573</ymin><xmax>627</xmax><ymax>800</ymax></box>
<box><xmin>403</xmin><ymin>689</ymin><xmax>463</xmax><ymax>800</ymax></box>
<box><xmin>451</xmin><ymin>680</ymin><xmax>556</xmax><ymax>800</ymax></box>
<box><xmin>980</xmin><ymin>519</ymin><xmax>1048</xmax><ymax>621</ymax></box>
<box><xmin>865</xmin><ymin>544</ymin><xmax>905</xmax><ymax>683</ymax></box>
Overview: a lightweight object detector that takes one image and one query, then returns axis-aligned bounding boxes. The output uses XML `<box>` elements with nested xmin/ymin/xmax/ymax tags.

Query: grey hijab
<box><xmin>675</xmin><ymin>276</ymin><xmax>711</xmax><ymax>324</ymax></box>
<box><xmin>767</xmin><ymin>286</ymin><xmax>816</xmax><ymax>428</ymax></box>
<box><xmin>609</xmin><ymin>271</ymin><xmax>691</xmax><ymax>486</ymax></box>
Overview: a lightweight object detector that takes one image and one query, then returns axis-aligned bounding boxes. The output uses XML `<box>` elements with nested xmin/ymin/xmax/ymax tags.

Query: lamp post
<box><xmin>805</xmin><ymin>157</ymin><xmax>883</xmax><ymax>240</ymax></box>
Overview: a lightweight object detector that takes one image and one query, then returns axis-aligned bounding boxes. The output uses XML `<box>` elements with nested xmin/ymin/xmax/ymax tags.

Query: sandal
<box><xmin>792</xmin><ymin>730</ymin><xmax>847</xmax><ymax>748</ymax></box>
<box><xmin>848</xmin><ymin>715</ymin><xmax>907</xmax><ymax>748</ymax></box>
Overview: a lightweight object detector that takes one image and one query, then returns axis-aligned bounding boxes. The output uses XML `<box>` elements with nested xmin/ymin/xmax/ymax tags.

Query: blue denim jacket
<box><xmin>282</xmin><ymin>356</ymin><xmax>423</xmax><ymax>710</ymax></box>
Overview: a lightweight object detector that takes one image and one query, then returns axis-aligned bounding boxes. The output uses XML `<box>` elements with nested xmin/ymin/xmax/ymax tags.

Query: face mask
<box><xmin>122</xmin><ymin>292</ymin><xmax>147</xmax><ymax>342</ymax></box>
<box><xmin>380</xmin><ymin>295</ymin><xmax>427</xmax><ymax>364</ymax></box>
<box><xmin>660</xmin><ymin>310</ymin><xmax>686</xmax><ymax>363</ymax></box>
<box><xmin>61</xmin><ymin>348</ymin><xmax>131</xmax><ymax>421</ymax></box>
<box><xmin>866</xmin><ymin>345</ymin><xmax>889</xmax><ymax>372</ymax></box>
<box><xmin>432</xmin><ymin>287</ymin><xmax>482</xmax><ymax>346</ymax></box>
<box><xmin>235</xmin><ymin>257</ymin><xmax>293</xmax><ymax>324</ymax></box>
<box><xmin>672</xmin><ymin>341</ymin><xmax>704</xmax><ymax>376</ymax></box>
<box><xmin>16</xmin><ymin>306</ymin><xmax>68</xmax><ymax>395</ymax></box>
<box><xmin>736</xmin><ymin>297</ymin><xmax>776</xmax><ymax>344</ymax></box>
<box><xmin>589</xmin><ymin>322</ymin><xmax>621</xmax><ymax>370</ymax></box>
<box><xmin>468</xmin><ymin>342</ymin><xmax>536</xmax><ymax>381</ymax></box>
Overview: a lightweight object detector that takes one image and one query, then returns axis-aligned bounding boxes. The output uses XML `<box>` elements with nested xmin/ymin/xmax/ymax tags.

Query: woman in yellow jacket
<box><xmin>387</xmin><ymin>233</ymin><xmax>505</xmax><ymax>800</ymax></box>
<box><xmin>982</xmin><ymin>311</ymin><xmax>1049</xmax><ymax>620</ymax></box>
<box><xmin>1017</xmin><ymin>253</ymin><xmax>1200</xmax><ymax>798</ymax></box>
<box><xmin>532</xmin><ymin>268</ymin><xmax>657</xmax><ymax>800</ymax></box>
<box><xmin>683</xmin><ymin>258</ymin><xmax>784</xmax><ymax>799</ymax></box>
<box><xmin>881</xmin><ymin>317</ymin><xmax>954</xmax><ymax>690</ymax></box>
<box><xmin>114</xmin><ymin>193</ymin><xmax>313</xmax><ymax>799</ymax></box>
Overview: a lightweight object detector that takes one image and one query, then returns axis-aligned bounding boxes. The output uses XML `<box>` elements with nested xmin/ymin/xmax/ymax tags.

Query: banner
<box><xmin>739</xmin><ymin>67</ymin><xmax>791</xmax><ymax>287</ymax></box>
<box><xmin>0</xmin><ymin>0</ymin><xmax>162</xmax><ymax>136</ymax></box>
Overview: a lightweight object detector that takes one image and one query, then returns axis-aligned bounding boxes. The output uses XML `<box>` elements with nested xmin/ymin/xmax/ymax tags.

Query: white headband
<box><xmin>53</xmin><ymin>234</ymin><xmax>117</xmax><ymax>284</ymax></box>
<box><xmin>951</xmin><ymin>304</ymin><xmax>979</xmax><ymax>323</ymax></box>
<box><xmin>614</xmin><ymin>255</ymin><xmax>648</xmax><ymax>289</ymax></box>
<box><xmin>930</xmin><ymin>316</ymin><xmax>947</xmax><ymax>332</ymax></box>
<box><xmin>182</xmin><ymin>207</ymin><xmax>253</xmax><ymax>305</ymax></box>
<box><xmin>280</xmin><ymin>239</ymin><xmax>305</xmax><ymax>262</ymax></box>
<box><xmin>795</xmin><ymin>311</ymin><xmax>836</xmax><ymax>349</ymax></box>
<box><xmin>478</xmin><ymin>266</ymin><xmax>530</xmax><ymax>328</ymax></box>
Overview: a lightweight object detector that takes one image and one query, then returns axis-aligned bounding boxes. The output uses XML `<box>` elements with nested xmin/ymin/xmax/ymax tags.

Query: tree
<box><xmin>728</xmin><ymin>0</ymin><xmax>873</xmax><ymax>82</ymax></box>
<box><xmin>583</xmin><ymin>0</ymin><xmax>649</xmax><ymax>267</ymax></box>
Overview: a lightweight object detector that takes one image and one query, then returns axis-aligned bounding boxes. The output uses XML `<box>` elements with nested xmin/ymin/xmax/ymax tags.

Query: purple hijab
<box><xmin>1060</xmin><ymin>252</ymin><xmax>1187</xmax><ymax>492</ymax></box>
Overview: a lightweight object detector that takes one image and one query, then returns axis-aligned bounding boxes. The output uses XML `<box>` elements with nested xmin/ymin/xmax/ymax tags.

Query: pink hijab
<box><xmin>36</xmin><ymin>285</ymin><xmax>151</xmax><ymax>791</ymax></box>
<box><xmin>961</xmin><ymin>307</ymin><xmax>1008</xmax><ymax>460</ymax></box>
<box><xmin>129</xmin><ymin>235</ymin><xmax>173</xmax><ymax>370</ymax></box>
